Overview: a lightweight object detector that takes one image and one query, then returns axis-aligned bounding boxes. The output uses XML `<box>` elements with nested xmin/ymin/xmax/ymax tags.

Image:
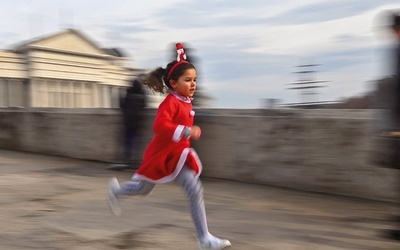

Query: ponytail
<box><xmin>141</xmin><ymin>67</ymin><xmax>167</xmax><ymax>94</ymax></box>
<box><xmin>140</xmin><ymin>60</ymin><xmax>195</xmax><ymax>94</ymax></box>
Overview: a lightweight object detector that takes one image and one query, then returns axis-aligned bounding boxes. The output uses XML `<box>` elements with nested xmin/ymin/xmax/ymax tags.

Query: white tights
<box><xmin>116</xmin><ymin>165</ymin><xmax>209</xmax><ymax>239</ymax></box>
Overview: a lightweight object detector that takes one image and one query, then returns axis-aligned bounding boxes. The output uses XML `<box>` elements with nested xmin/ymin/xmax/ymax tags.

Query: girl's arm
<box><xmin>153</xmin><ymin>98</ymin><xmax>185</xmax><ymax>142</ymax></box>
<box><xmin>153</xmin><ymin>96</ymin><xmax>200</xmax><ymax>142</ymax></box>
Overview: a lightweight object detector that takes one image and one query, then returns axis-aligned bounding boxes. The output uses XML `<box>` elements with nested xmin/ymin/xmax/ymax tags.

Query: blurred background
<box><xmin>1</xmin><ymin>0</ymin><xmax>400</xmax><ymax>109</ymax></box>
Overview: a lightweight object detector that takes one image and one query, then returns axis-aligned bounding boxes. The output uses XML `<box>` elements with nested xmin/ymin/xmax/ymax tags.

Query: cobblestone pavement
<box><xmin>1</xmin><ymin>149</ymin><xmax>400</xmax><ymax>250</ymax></box>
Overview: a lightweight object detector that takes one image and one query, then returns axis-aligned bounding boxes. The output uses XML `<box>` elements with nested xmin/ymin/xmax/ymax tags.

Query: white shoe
<box><xmin>197</xmin><ymin>234</ymin><xmax>231</xmax><ymax>250</ymax></box>
<box><xmin>107</xmin><ymin>177</ymin><xmax>121</xmax><ymax>216</ymax></box>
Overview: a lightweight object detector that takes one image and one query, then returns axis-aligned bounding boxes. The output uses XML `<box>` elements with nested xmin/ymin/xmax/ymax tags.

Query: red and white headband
<box><xmin>167</xmin><ymin>43</ymin><xmax>189</xmax><ymax>78</ymax></box>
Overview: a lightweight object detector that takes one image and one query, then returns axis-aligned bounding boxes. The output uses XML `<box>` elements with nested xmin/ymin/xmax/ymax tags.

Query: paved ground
<box><xmin>1</xmin><ymin>149</ymin><xmax>400</xmax><ymax>250</ymax></box>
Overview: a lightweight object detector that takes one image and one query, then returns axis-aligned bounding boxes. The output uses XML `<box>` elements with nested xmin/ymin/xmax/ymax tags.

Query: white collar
<box><xmin>171</xmin><ymin>91</ymin><xmax>193</xmax><ymax>103</ymax></box>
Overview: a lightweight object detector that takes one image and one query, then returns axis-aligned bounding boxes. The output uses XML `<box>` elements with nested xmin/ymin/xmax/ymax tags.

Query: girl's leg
<box><xmin>116</xmin><ymin>179</ymin><xmax>155</xmax><ymax>196</ymax></box>
<box><xmin>175</xmin><ymin>166</ymin><xmax>231</xmax><ymax>249</ymax></box>
<box><xmin>107</xmin><ymin>177</ymin><xmax>155</xmax><ymax>216</ymax></box>
<box><xmin>175</xmin><ymin>166</ymin><xmax>208</xmax><ymax>239</ymax></box>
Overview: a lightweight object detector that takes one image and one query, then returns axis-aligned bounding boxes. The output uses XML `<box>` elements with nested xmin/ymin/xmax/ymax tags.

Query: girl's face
<box><xmin>170</xmin><ymin>68</ymin><xmax>197</xmax><ymax>97</ymax></box>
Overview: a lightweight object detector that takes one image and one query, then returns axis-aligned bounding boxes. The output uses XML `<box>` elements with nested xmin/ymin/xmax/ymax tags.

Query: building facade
<box><xmin>0</xmin><ymin>29</ymin><xmax>164</xmax><ymax>109</ymax></box>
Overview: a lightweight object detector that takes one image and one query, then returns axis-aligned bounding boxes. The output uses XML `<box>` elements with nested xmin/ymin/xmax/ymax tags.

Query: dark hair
<box><xmin>141</xmin><ymin>60</ymin><xmax>195</xmax><ymax>94</ymax></box>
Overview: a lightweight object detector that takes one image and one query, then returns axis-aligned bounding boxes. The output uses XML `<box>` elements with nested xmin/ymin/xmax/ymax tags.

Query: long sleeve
<box><xmin>153</xmin><ymin>97</ymin><xmax>183</xmax><ymax>142</ymax></box>
<box><xmin>152</xmin><ymin>94</ymin><xmax>193</xmax><ymax>142</ymax></box>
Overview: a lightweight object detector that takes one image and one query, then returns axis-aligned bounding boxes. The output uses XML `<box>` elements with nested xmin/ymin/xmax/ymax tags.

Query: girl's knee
<box><xmin>186</xmin><ymin>179</ymin><xmax>203</xmax><ymax>195</ymax></box>
<box><xmin>142</xmin><ymin>182</ymin><xmax>156</xmax><ymax>195</ymax></box>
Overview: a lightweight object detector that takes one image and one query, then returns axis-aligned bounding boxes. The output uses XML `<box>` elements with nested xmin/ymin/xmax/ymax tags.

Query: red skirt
<box><xmin>132</xmin><ymin>147</ymin><xmax>202</xmax><ymax>183</ymax></box>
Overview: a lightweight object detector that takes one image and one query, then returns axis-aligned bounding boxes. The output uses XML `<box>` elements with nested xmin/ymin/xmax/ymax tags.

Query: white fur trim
<box><xmin>131</xmin><ymin>148</ymin><xmax>203</xmax><ymax>184</ymax></box>
<box><xmin>173</xmin><ymin>125</ymin><xmax>185</xmax><ymax>142</ymax></box>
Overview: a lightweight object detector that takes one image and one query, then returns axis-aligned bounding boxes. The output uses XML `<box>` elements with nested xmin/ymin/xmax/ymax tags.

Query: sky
<box><xmin>1</xmin><ymin>0</ymin><xmax>400</xmax><ymax>108</ymax></box>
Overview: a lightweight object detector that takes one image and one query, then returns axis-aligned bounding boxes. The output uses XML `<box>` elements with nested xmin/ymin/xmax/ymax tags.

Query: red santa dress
<box><xmin>131</xmin><ymin>92</ymin><xmax>203</xmax><ymax>183</ymax></box>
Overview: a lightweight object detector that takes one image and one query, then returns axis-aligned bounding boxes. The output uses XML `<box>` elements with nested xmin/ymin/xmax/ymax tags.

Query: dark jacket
<box><xmin>395</xmin><ymin>42</ymin><xmax>400</xmax><ymax>100</ymax></box>
<box><xmin>120</xmin><ymin>80</ymin><xmax>147</xmax><ymax>130</ymax></box>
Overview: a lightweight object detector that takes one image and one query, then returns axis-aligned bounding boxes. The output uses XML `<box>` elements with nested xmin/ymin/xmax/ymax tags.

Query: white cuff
<box><xmin>173</xmin><ymin>125</ymin><xmax>185</xmax><ymax>142</ymax></box>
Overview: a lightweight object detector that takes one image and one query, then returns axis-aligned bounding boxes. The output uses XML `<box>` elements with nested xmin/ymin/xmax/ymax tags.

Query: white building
<box><xmin>0</xmin><ymin>29</ymin><xmax>164</xmax><ymax>109</ymax></box>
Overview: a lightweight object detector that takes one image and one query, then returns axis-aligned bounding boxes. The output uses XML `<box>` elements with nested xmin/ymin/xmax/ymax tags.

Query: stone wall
<box><xmin>0</xmin><ymin>108</ymin><xmax>398</xmax><ymax>202</ymax></box>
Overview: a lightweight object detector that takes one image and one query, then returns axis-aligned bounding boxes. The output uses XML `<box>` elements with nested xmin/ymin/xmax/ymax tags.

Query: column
<box><xmin>69</xmin><ymin>81</ymin><xmax>74</xmax><ymax>108</ymax></box>
<box><xmin>30</xmin><ymin>78</ymin><xmax>37</xmax><ymax>107</ymax></box>
<box><xmin>56</xmin><ymin>80</ymin><xmax>61</xmax><ymax>108</ymax></box>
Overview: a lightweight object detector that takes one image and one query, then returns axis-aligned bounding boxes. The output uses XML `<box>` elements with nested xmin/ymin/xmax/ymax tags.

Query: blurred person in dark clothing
<box><xmin>116</xmin><ymin>77</ymin><xmax>147</xmax><ymax>170</ymax></box>
<box><xmin>384</xmin><ymin>11</ymin><xmax>400</xmax><ymax>241</ymax></box>
<box><xmin>389</xmin><ymin>12</ymin><xmax>400</xmax><ymax>136</ymax></box>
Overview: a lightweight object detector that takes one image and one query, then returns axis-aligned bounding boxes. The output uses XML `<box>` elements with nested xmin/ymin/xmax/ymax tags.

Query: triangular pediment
<box><xmin>26</xmin><ymin>29</ymin><xmax>106</xmax><ymax>55</ymax></box>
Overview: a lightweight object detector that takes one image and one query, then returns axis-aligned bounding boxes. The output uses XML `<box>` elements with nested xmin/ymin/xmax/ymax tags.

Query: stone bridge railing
<box><xmin>0</xmin><ymin>108</ymin><xmax>398</xmax><ymax>202</ymax></box>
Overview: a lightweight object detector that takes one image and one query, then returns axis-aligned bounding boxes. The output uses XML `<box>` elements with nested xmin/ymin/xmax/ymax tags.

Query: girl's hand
<box><xmin>190</xmin><ymin>125</ymin><xmax>201</xmax><ymax>140</ymax></box>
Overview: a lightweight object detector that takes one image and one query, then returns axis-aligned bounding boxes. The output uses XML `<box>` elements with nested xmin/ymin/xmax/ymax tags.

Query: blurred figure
<box><xmin>384</xmin><ymin>10</ymin><xmax>400</xmax><ymax>241</ymax></box>
<box><xmin>112</xmin><ymin>77</ymin><xmax>147</xmax><ymax>171</ymax></box>
<box><xmin>388</xmin><ymin>12</ymin><xmax>400</xmax><ymax>136</ymax></box>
